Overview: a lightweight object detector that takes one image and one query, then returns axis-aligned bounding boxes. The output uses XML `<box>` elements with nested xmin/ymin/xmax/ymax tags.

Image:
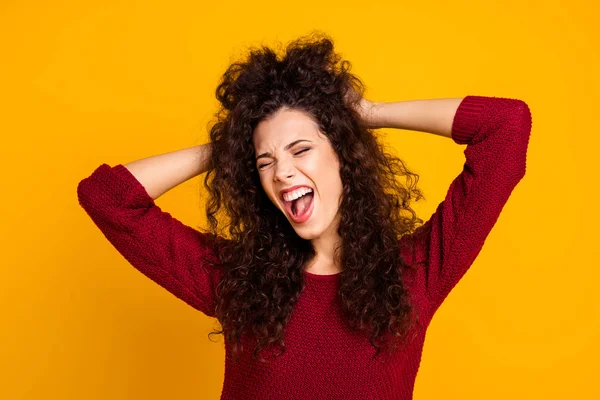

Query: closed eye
<box><xmin>257</xmin><ymin>148</ymin><xmax>311</xmax><ymax>169</ymax></box>
<box><xmin>294</xmin><ymin>148</ymin><xmax>310</xmax><ymax>155</ymax></box>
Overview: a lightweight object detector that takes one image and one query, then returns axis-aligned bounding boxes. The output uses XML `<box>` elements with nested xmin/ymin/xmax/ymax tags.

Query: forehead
<box><xmin>252</xmin><ymin>108</ymin><xmax>321</xmax><ymax>150</ymax></box>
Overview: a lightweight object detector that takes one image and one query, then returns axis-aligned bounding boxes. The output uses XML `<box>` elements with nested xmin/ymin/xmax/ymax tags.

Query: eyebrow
<box><xmin>255</xmin><ymin>139</ymin><xmax>313</xmax><ymax>160</ymax></box>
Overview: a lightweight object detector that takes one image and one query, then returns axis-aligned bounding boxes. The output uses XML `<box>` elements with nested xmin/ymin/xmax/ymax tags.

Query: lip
<box><xmin>279</xmin><ymin>184</ymin><xmax>314</xmax><ymax>202</ymax></box>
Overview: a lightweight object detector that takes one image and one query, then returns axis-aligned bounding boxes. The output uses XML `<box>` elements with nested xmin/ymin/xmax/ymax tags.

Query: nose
<box><xmin>273</xmin><ymin>158</ymin><xmax>295</xmax><ymax>183</ymax></box>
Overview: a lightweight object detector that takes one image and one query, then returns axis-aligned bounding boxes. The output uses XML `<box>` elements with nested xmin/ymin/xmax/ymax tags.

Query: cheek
<box><xmin>318</xmin><ymin>157</ymin><xmax>341</xmax><ymax>186</ymax></box>
<box><xmin>315</xmin><ymin>171</ymin><xmax>343</xmax><ymax>211</ymax></box>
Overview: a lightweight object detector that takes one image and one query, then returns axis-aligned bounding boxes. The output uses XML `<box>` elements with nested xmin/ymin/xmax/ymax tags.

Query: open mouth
<box><xmin>283</xmin><ymin>191</ymin><xmax>315</xmax><ymax>224</ymax></box>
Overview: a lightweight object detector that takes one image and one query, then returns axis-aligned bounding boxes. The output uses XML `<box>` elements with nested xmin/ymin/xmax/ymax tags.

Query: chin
<box><xmin>291</xmin><ymin>226</ymin><xmax>321</xmax><ymax>240</ymax></box>
<box><xmin>296</xmin><ymin>231</ymin><xmax>320</xmax><ymax>241</ymax></box>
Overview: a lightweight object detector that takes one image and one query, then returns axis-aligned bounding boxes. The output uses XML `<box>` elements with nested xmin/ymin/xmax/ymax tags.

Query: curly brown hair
<box><xmin>200</xmin><ymin>31</ymin><xmax>427</xmax><ymax>363</ymax></box>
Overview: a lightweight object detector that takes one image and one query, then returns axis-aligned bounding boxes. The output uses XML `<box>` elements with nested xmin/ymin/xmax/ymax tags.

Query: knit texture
<box><xmin>77</xmin><ymin>95</ymin><xmax>532</xmax><ymax>399</ymax></box>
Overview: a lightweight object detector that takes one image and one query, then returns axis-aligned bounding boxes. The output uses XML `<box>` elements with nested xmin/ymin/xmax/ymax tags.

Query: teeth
<box><xmin>283</xmin><ymin>187</ymin><xmax>313</xmax><ymax>202</ymax></box>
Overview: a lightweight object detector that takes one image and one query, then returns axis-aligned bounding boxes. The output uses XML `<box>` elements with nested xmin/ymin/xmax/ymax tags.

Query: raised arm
<box><xmin>380</xmin><ymin>96</ymin><xmax>533</xmax><ymax>316</ymax></box>
<box><xmin>124</xmin><ymin>143</ymin><xmax>212</xmax><ymax>200</ymax></box>
<box><xmin>360</xmin><ymin>97</ymin><xmax>464</xmax><ymax>138</ymax></box>
<box><xmin>76</xmin><ymin>143</ymin><xmax>224</xmax><ymax>317</ymax></box>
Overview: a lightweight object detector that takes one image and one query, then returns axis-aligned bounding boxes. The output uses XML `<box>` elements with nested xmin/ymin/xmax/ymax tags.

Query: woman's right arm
<box><xmin>77</xmin><ymin>143</ymin><xmax>224</xmax><ymax>318</ymax></box>
<box><xmin>123</xmin><ymin>143</ymin><xmax>212</xmax><ymax>200</ymax></box>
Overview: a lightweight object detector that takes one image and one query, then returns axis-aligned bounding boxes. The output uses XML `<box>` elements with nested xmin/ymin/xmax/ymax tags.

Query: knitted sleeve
<box><xmin>399</xmin><ymin>95</ymin><xmax>532</xmax><ymax>315</ymax></box>
<box><xmin>76</xmin><ymin>163</ymin><xmax>223</xmax><ymax>317</ymax></box>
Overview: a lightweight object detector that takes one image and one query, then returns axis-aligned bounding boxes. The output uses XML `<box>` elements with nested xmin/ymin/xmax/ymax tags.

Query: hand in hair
<box><xmin>343</xmin><ymin>85</ymin><xmax>381</xmax><ymax>129</ymax></box>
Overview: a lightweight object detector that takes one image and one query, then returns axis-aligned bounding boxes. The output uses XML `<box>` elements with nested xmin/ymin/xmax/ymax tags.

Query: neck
<box><xmin>308</xmin><ymin>213</ymin><xmax>342</xmax><ymax>273</ymax></box>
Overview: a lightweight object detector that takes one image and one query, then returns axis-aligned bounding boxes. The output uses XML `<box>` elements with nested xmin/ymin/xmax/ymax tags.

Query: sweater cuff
<box><xmin>451</xmin><ymin>95</ymin><xmax>487</xmax><ymax>145</ymax></box>
<box><xmin>109</xmin><ymin>163</ymin><xmax>154</xmax><ymax>205</ymax></box>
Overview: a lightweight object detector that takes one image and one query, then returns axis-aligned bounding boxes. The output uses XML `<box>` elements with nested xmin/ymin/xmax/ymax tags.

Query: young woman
<box><xmin>77</xmin><ymin>33</ymin><xmax>532</xmax><ymax>399</ymax></box>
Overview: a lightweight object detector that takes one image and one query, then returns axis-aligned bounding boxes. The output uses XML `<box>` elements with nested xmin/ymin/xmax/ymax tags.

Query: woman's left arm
<box><xmin>357</xmin><ymin>95</ymin><xmax>533</xmax><ymax>316</ymax></box>
<box><xmin>361</xmin><ymin>98</ymin><xmax>464</xmax><ymax>138</ymax></box>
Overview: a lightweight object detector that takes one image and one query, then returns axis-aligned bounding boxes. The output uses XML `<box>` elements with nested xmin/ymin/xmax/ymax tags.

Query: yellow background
<box><xmin>2</xmin><ymin>0</ymin><xmax>598</xmax><ymax>398</ymax></box>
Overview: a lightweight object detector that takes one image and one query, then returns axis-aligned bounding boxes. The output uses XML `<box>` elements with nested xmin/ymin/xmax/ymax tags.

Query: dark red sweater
<box><xmin>77</xmin><ymin>95</ymin><xmax>532</xmax><ymax>399</ymax></box>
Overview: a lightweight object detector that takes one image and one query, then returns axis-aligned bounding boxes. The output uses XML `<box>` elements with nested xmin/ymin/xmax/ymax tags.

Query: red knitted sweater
<box><xmin>77</xmin><ymin>95</ymin><xmax>532</xmax><ymax>399</ymax></box>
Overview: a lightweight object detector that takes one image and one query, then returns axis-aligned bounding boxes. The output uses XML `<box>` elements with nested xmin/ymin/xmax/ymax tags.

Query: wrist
<box><xmin>367</xmin><ymin>101</ymin><xmax>386</xmax><ymax>129</ymax></box>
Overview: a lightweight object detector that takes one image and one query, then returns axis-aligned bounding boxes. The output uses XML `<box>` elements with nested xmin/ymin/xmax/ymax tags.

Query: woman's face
<box><xmin>252</xmin><ymin>107</ymin><xmax>343</xmax><ymax>241</ymax></box>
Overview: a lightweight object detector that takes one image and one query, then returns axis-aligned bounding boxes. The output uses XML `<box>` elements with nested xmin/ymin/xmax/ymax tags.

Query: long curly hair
<box><xmin>201</xmin><ymin>31</ymin><xmax>427</xmax><ymax>363</ymax></box>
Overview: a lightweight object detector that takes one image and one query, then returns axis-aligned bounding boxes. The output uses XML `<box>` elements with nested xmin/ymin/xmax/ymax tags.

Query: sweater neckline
<box><xmin>303</xmin><ymin>270</ymin><xmax>342</xmax><ymax>281</ymax></box>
